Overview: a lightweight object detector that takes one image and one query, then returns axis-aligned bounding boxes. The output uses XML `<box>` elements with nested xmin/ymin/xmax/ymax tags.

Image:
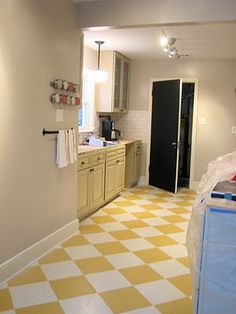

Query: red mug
<box><xmin>75</xmin><ymin>97</ymin><xmax>80</xmax><ymax>106</ymax></box>
<box><xmin>60</xmin><ymin>94</ymin><xmax>66</xmax><ymax>104</ymax></box>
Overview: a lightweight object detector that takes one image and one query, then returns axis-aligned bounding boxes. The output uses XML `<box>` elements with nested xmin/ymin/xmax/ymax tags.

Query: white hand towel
<box><xmin>56</xmin><ymin>130</ymin><xmax>68</xmax><ymax>168</ymax></box>
<box><xmin>72</xmin><ymin>129</ymin><xmax>77</xmax><ymax>162</ymax></box>
<box><xmin>68</xmin><ymin>129</ymin><xmax>77</xmax><ymax>164</ymax></box>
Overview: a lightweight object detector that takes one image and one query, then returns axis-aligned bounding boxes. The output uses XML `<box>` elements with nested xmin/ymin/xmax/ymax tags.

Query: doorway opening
<box><xmin>178</xmin><ymin>83</ymin><xmax>194</xmax><ymax>188</ymax></box>
<box><xmin>147</xmin><ymin>78</ymin><xmax>197</xmax><ymax>193</ymax></box>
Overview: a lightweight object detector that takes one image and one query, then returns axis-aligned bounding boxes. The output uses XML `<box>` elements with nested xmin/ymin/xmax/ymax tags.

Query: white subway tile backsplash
<box><xmin>113</xmin><ymin>110</ymin><xmax>149</xmax><ymax>143</ymax></box>
<box><xmin>95</xmin><ymin>110</ymin><xmax>149</xmax><ymax>144</ymax></box>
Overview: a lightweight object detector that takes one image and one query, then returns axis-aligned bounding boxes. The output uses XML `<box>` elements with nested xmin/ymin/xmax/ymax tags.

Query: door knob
<box><xmin>172</xmin><ymin>142</ymin><xmax>180</xmax><ymax>149</ymax></box>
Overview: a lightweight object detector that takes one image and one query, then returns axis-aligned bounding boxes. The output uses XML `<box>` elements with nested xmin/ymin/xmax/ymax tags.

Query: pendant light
<box><xmin>93</xmin><ymin>40</ymin><xmax>108</xmax><ymax>83</ymax></box>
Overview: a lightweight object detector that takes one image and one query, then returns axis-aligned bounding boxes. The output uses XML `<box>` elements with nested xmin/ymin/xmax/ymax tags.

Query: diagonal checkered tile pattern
<box><xmin>0</xmin><ymin>186</ymin><xmax>196</xmax><ymax>314</ymax></box>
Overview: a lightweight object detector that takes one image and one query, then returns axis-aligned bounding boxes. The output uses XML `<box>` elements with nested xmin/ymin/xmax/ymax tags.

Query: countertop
<box><xmin>78</xmin><ymin>145</ymin><xmax>105</xmax><ymax>154</ymax></box>
<box><xmin>78</xmin><ymin>139</ymin><xmax>140</xmax><ymax>155</ymax></box>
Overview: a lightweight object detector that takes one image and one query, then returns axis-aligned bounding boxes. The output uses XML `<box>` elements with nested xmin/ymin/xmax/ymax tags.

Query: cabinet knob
<box><xmin>97</xmin><ymin>157</ymin><xmax>101</xmax><ymax>161</ymax></box>
<box><xmin>81</xmin><ymin>161</ymin><xmax>85</xmax><ymax>165</ymax></box>
<box><xmin>89</xmin><ymin>168</ymin><xmax>94</xmax><ymax>172</ymax></box>
<box><xmin>116</xmin><ymin>160</ymin><xmax>120</xmax><ymax>163</ymax></box>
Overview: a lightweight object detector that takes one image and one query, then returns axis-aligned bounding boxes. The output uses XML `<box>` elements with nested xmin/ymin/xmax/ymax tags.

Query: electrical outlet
<box><xmin>231</xmin><ymin>126</ymin><xmax>236</xmax><ymax>134</ymax></box>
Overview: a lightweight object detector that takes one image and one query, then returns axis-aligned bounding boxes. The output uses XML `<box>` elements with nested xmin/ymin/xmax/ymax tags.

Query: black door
<box><xmin>149</xmin><ymin>79</ymin><xmax>182</xmax><ymax>193</ymax></box>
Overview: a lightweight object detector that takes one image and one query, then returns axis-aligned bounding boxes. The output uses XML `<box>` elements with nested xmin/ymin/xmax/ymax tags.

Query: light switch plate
<box><xmin>231</xmin><ymin>126</ymin><xmax>236</xmax><ymax>134</ymax></box>
<box><xmin>198</xmin><ymin>117</ymin><xmax>206</xmax><ymax>125</ymax></box>
<box><xmin>56</xmin><ymin>109</ymin><xmax>64</xmax><ymax>122</ymax></box>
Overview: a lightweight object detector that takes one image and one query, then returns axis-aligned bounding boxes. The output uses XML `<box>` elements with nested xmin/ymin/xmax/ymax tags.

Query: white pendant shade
<box><xmin>92</xmin><ymin>69</ymin><xmax>108</xmax><ymax>83</ymax></box>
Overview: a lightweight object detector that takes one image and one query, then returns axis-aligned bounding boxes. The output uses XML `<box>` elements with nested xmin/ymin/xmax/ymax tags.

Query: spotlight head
<box><xmin>169</xmin><ymin>47</ymin><xmax>177</xmax><ymax>56</ymax></box>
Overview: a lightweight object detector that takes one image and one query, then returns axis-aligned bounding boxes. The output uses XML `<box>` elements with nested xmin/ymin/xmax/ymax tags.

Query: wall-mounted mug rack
<box><xmin>49</xmin><ymin>78</ymin><xmax>81</xmax><ymax>107</ymax></box>
<box><xmin>50</xmin><ymin>93</ymin><xmax>80</xmax><ymax>106</ymax></box>
<box><xmin>50</xmin><ymin>79</ymin><xmax>79</xmax><ymax>93</ymax></box>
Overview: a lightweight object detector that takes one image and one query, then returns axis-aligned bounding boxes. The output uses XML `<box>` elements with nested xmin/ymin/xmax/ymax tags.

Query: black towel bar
<box><xmin>42</xmin><ymin>128</ymin><xmax>73</xmax><ymax>136</ymax></box>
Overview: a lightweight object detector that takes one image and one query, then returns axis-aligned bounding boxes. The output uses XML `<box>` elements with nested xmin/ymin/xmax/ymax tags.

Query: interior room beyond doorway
<box><xmin>178</xmin><ymin>83</ymin><xmax>195</xmax><ymax>188</ymax></box>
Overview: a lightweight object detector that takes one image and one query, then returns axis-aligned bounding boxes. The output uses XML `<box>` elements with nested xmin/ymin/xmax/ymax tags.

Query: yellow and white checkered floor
<box><xmin>0</xmin><ymin>186</ymin><xmax>196</xmax><ymax>314</ymax></box>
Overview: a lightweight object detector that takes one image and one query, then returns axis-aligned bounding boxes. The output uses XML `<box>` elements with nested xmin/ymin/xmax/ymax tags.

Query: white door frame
<box><xmin>146</xmin><ymin>77</ymin><xmax>199</xmax><ymax>191</ymax></box>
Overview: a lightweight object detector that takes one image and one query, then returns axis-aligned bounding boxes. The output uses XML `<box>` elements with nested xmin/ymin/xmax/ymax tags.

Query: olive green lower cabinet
<box><xmin>125</xmin><ymin>140</ymin><xmax>142</xmax><ymax>188</ymax></box>
<box><xmin>77</xmin><ymin>150</ymin><xmax>105</xmax><ymax>220</ymax></box>
<box><xmin>105</xmin><ymin>145</ymin><xmax>126</xmax><ymax>202</ymax></box>
<box><xmin>77</xmin><ymin>145</ymin><xmax>126</xmax><ymax>220</ymax></box>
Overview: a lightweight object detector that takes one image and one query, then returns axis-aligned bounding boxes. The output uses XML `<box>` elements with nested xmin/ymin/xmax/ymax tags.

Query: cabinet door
<box><xmin>113</xmin><ymin>54</ymin><xmax>122</xmax><ymax>111</ymax></box>
<box><xmin>105</xmin><ymin>160</ymin><xmax>116</xmax><ymax>201</ymax></box>
<box><xmin>77</xmin><ymin>168</ymin><xmax>90</xmax><ymax>220</ymax></box>
<box><xmin>121</xmin><ymin>59</ymin><xmax>130</xmax><ymax>112</ymax></box>
<box><xmin>134</xmin><ymin>152</ymin><xmax>141</xmax><ymax>185</ymax></box>
<box><xmin>115</xmin><ymin>158</ymin><xmax>125</xmax><ymax>193</ymax></box>
<box><xmin>124</xmin><ymin>143</ymin><xmax>135</xmax><ymax>188</ymax></box>
<box><xmin>90</xmin><ymin>163</ymin><xmax>105</xmax><ymax>213</ymax></box>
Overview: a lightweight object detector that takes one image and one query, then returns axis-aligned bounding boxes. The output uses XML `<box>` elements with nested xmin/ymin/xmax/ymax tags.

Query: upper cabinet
<box><xmin>95</xmin><ymin>51</ymin><xmax>130</xmax><ymax>113</ymax></box>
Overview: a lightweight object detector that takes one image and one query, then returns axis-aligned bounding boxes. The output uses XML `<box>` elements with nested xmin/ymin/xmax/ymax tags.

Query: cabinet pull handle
<box><xmin>116</xmin><ymin>160</ymin><xmax>120</xmax><ymax>163</ymax></box>
<box><xmin>90</xmin><ymin>168</ymin><xmax>94</xmax><ymax>172</ymax></box>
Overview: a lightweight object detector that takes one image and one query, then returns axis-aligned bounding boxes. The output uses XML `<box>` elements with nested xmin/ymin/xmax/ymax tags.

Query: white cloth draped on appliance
<box><xmin>56</xmin><ymin>129</ymin><xmax>77</xmax><ymax>168</ymax></box>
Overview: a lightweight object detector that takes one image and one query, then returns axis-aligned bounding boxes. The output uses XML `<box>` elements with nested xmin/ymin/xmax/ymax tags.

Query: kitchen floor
<box><xmin>0</xmin><ymin>186</ymin><xmax>195</xmax><ymax>314</ymax></box>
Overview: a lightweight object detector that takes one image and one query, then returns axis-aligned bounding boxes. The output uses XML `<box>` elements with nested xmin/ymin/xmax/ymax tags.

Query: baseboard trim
<box><xmin>137</xmin><ymin>177</ymin><xmax>199</xmax><ymax>192</ymax></box>
<box><xmin>138</xmin><ymin>176</ymin><xmax>146</xmax><ymax>186</ymax></box>
<box><xmin>190</xmin><ymin>181</ymin><xmax>199</xmax><ymax>191</ymax></box>
<box><xmin>0</xmin><ymin>219</ymin><xmax>79</xmax><ymax>285</ymax></box>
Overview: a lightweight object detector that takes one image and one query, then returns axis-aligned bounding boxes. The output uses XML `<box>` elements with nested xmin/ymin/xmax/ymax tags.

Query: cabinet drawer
<box><xmin>106</xmin><ymin>150</ymin><xmax>116</xmax><ymax>160</ymax></box>
<box><xmin>117</xmin><ymin>148</ymin><xmax>125</xmax><ymax>156</ymax></box>
<box><xmin>107</xmin><ymin>147</ymin><xmax>125</xmax><ymax>160</ymax></box>
<box><xmin>116</xmin><ymin>152</ymin><xmax>125</xmax><ymax>161</ymax></box>
<box><xmin>91</xmin><ymin>152</ymin><xmax>105</xmax><ymax>165</ymax></box>
<box><xmin>77</xmin><ymin>156</ymin><xmax>90</xmax><ymax>170</ymax></box>
<box><xmin>115</xmin><ymin>156</ymin><xmax>125</xmax><ymax>163</ymax></box>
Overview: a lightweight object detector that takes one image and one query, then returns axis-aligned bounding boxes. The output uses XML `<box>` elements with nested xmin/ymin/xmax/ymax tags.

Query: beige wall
<box><xmin>83</xmin><ymin>45</ymin><xmax>97</xmax><ymax>70</ymax></box>
<box><xmin>128</xmin><ymin>59</ymin><xmax>236</xmax><ymax>181</ymax></box>
<box><xmin>0</xmin><ymin>0</ymin><xmax>81</xmax><ymax>264</ymax></box>
<box><xmin>76</xmin><ymin>0</ymin><xmax>236</xmax><ymax>28</ymax></box>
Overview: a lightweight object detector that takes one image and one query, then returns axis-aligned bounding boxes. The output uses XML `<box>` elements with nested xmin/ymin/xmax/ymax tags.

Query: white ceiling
<box><xmin>84</xmin><ymin>22</ymin><xmax>236</xmax><ymax>60</ymax></box>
